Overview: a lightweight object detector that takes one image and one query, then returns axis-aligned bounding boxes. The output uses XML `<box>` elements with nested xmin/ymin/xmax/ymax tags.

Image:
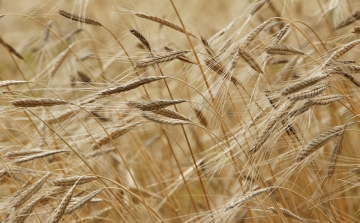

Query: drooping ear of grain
<box><xmin>127</xmin><ymin>99</ymin><xmax>187</xmax><ymax>111</ymax></box>
<box><xmin>59</xmin><ymin>9</ymin><xmax>102</xmax><ymax>26</ymax></box>
<box><xmin>135</xmin><ymin>50</ymin><xmax>189</xmax><ymax>67</ymax></box>
<box><xmin>296</xmin><ymin>122</ymin><xmax>355</xmax><ymax>162</ymax></box>
<box><xmin>242</xmin><ymin>19</ymin><xmax>271</xmax><ymax>47</ymax></box>
<box><xmin>281</xmin><ymin>74</ymin><xmax>329</xmax><ymax>96</ymax></box>
<box><xmin>0</xmin><ymin>36</ymin><xmax>24</xmax><ymax>60</ymax></box>
<box><xmin>65</xmin><ymin>189</ymin><xmax>103</xmax><ymax>214</ymax></box>
<box><xmin>142</xmin><ymin>112</ymin><xmax>191</xmax><ymax>125</ymax></box>
<box><xmin>237</xmin><ymin>47</ymin><xmax>263</xmax><ymax>73</ymax></box>
<box><xmin>130</xmin><ymin>29</ymin><xmax>152</xmax><ymax>52</ymax></box>
<box><xmin>288</xmin><ymin>84</ymin><xmax>328</xmax><ymax>101</ymax></box>
<box><xmin>266</xmin><ymin>43</ymin><xmax>305</xmax><ymax>55</ymax></box>
<box><xmin>334</xmin><ymin>11</ymin><xmax>360</xmax><ymax>30</ymax></box>
<box><xmin>12</xmin><ymin>98</ymin><xmax>68</xmax><ymax>107</ymax></box>
<box><xmin>222</xmin><ymin>187</ymin><xmax>271</xmax><ymax>211</ymax></box>
<box><xmin>53</xmin><ymin>175</ymin><xmax>98</xmax><ymax>186</ymax></box>
<box><xmin>327</xmin><ymin>125</ymin><xmax>346</xmax><ymax>178</ymax></box>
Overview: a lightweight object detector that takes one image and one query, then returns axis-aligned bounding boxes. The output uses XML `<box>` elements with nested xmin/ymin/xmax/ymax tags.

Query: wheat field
<box><xmin>1</xmin><ymin>0</ymin><xmax>360</xmax><ymax>222</ymax></box>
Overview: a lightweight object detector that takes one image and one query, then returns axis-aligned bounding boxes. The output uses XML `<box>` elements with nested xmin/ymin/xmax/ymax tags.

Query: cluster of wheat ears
<box><xmin>1</xmin><ymin>0</ymin><xmax>360</xmax><ymax>222</ymax></box>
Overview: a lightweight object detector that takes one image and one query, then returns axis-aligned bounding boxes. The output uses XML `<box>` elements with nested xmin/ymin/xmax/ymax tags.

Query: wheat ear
<box><xmin>267</xmin><ymin>206</ymin><xmax>306</xmax><ymax>222</ymax></box>
<box><xmin>14</xmin><ymin>150</ymin><xmax>68</xmax><ymax>163</ymax></box>
<box><xmin>223</xmin><ymin>187</ymin><xmax>271</xmax><ymax>211</ymax></box>
<box><xmin>296</xmin><ymin>122</ymin><xmax>355</xmax><ymax>162</ymax></box>
<box><xmin>266</xmin><ymin>43</ymin><xmax>305</xmax><ymax>55</ymax></box>
<box><xmin>289</xmin><ymin>84</ymin><xmax>328</xmax><ymax>101</ymax></box>
<box><xmin>99</xmin><ymin>76</ymin><xmax>166</xmax><ymax>95</ymax></box>
<box><xmin>0</xmin><ymin>36</ymin><xmax>24</xmax><ymax>60</ymax></box>
<box><xmin>65</xmin><ymin>189</ymin><xmax>103</xmax><ymax>214</ymax></box>
<box><xmin>249</xmin><ymin>0</ymin><xmax>267</xmax><ymax>15</ymax></box>
<box><xmin>130</xmin><ymin>29</ymin><xmax>151</xmax><ymax>52</ymax></box>
<box><xmin>334</xmin><ymin>11</ymin><xmax>360</xmax><ymax>30</ymax></box>
<box><xmin>134</xmin><ymin>12</ymin><xmax>197</xmax><ymax>38</ymax></box>
<box><xmin>92</xmin><ymin>122</ymin><xmax>139</xmax><ymax>150</ymax></box>
<box><xmin>53</xmin><ymin>175</ymin><xmax>97</xmax><ymax>186</ymax></box>
<box><xmin>12</xmin><ymin>172</ymin><xmax>51</xmax><ymax>208</ymax></box>
<box><xmin>135</xmin><ymin>50</ymin><xmax>189</xmax><ymax>67</ymax></box>
<box><xmin>281</xmin><ymin>74</ymin><xmax>329</xmax><ymax>96</ymax></box>
<box><xmin>242</xmin><ymin>19</ymin><xmax>271</xmax><ymax>46</ymax></box>
<box><xmin>46</xmin><ymin>181</ymin><xmax>78</xmax><ymax>223</ymax></box>
<box><xmin>311</xmin><ymin>95</ymin><xmax>343</xmax><ymax>105</ymax></box>
<box><xmin>10</xmin><ymin>195</ymin><xmax>45</xmax><ymax>223</ymax></box>
<box><xmin>142</xmin><ymin>112</ymin><xmax>191</xmax><ymax>125</ymax></box>
<box><xmin>151</xmin><ymin>109</ymin><xmax>190</xmax><ymax>121</ymax></box>
<box><xmin>12</xmin><ymin>98</ymin><xmax>68</xmax><ymax>107</ymax></box>
<box><xmin>237</xmin><ymin>47</ymin><xmax>263</xmax><ymax>73</ymax></box>
<box><xmin>324</xmin><ymin>39</ymin><xmax>360</xmax><ymax>66</ymax></box>
<box><xmin>0</xmin><ymin>80</ymin><xmax>28</xmax><ymax>88</ymax></box>
<box><xmin>5</xmin><ymin>148</ymin><xmax>45</xmax><ymax>158</ymax></box>
<box><xmin>128</xmin><ymin>99</ymin><xmax>187</xmax><ymax>111</ymax></box>
<box><xmin>59</xmin><ymin>9</ymin><xmax>102</xmax><ymax>26</ymax></box>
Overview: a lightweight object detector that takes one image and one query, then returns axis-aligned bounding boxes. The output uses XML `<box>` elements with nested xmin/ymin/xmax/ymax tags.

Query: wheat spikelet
<box><xmin>194</xmin><ymin>108</ymin><xmax>208</xmax><ymax>127</ymax></box>
<box><xmin>267</xmin><ymin>206</ymin><xmax>306</xmax><ymax>222</ymax></box>
<box><xmin>14</xmin><ymin>150</ymin><xmax>68</xmax><ymax>163</ymax></box>
<box><xmin>0</xmin><ymin>80</ymin><xmax>28</xmax><ymax>88</ymax></box>
<box><xmin>130</xmin><ymin>29</ymin><xmax>151</xmax><ymax>52</ymax></box>
<box><xmin>249</xmin><ymin>0</ymin><xmax>267</xmax><ymax>15</ymax></box>
<box><xmin>12</xmin><ymin>98</ymin><xmax>68</xmax><ymax>107</ymax></box>
<box><xmin>222</xmin><ymin>187</ymin><xmax>271</xmax><ymax>211</ymax></box>
<box><xmin>10</xmin><ymin>195</ymin><xmax>45</xmax><ymax>223</ymax></box>
<box><xmin>11</xmin><ymin>172</ymin><xmax>51</xmax><ymax>208</ymax></box>
<box><xmin>128</xmin><ymin>99</ymin><xmax>187</xmax><ymax>111</ymax></box>
<box><xmin>59</xmin><ymin>9</ymin><xmax>102</xmax><ymax>26</ymax></box>
<box><xmin>151</xmin><ymin>109</ymin><xmax>189</xmax><ymax>121</ymax></box>
<box><xmin>53</xmin><ymin>176</ymin><xmax>98</xmax><ymax>186</ymax></box>
<box><xmin>134</xmin><ymin>12</ymin><xmax>197</xmax><ymax>38</ymax></box>
<box><xmin>249</xmin><ymin>101</ymin><xmax>295</xmax><ymax>153</ymax></box>
<box><xmin>242</xmin><ymin>19</ymin><xmax>271</xmax><ymax>46</ymax></box>
<box><xmin>92</xmin><ymin>122</ymin><xmax>139</xmax><ymax>150</ymax></box>
<box><xmin>237</xmin><ymin>47</ymin><xmax>263</xmax><ymax>73</ymax></box>
<box><xmin>273</xmin><ymin>24</ymin><xmax>291</xmax><ymax>44</ymax></box>
<box><xmin>324</xmin><ymin>39</ymin><xmax>360</xmax><ymax>65</ymax></box>
<box><xmin>164</xmin><ymin>46</ymin><xmax>197</xmax><ymax>64</ymax></box>
<box><xmin>327</xmin><ymin>125</ymin><xmax>346</xmax><ymax>178</ymax></box>
<box><xmin>296</xmin><ymin>122</ymin><xmax>355</xmax><ymax>162</ymax></box>
<box><xmin>289</xmin><ymin>84</ymin><xmax>328</xmax><ymax>101</ymax></box>
<box><xmin>327</xmin><ymin>64</ymin><xmax>360</xmax><ymax>74</ymax></box>
<box><xmin>266</xmin><ymin>43</ymin><xmax>305</xmax><ymax>55</ymax></box>
<box><xmin>65</xmin><ymin>189</ymin><xmax>103</xmax><ymax>214</ymax></box>
<box><xmin>99</xmin><ymin>76</ymin><xmax>166</xmax><ymax>95</ymax></box>
<box><xmin>311</xmin><ymin>94</ymin><xmax>343</xmax><ymax>105</ymax></box>
<box><xmin>281</xmin><ymin>74</ymin><xmax>329</xmax><ymax>96</ymax></box>
<box><xmin>334</xmin><ymin>11</ymin><xmax>360</xmax><ymax>30</ymax></box>
<box><xmin>142</xmin><ymin>112</ymin><xmax>191</xmax><ymax>125</ymax></box>
<box><xmin>4</xmin><ymin>148</ymin><xmax>45</xmax><ymax>158</ymax></box>
<box><xmin>135</xmin><ymin>50</ymin><xmax>188</xmax><ymax>67</ymax></box>
<box><xmin>0</xmin><ymin>36</ymin><xmax>24</xmax><ymax>60</ymax></box>
<box><xmin>47</xmin><ymin>181</ymin><xmax>78</xmax><ymax>223</ymax></box>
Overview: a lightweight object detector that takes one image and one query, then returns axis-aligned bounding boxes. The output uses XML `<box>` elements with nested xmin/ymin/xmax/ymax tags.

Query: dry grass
<box><xmin>1</xmin><ymin>0</ymin><xmax>360</xmax><ymax>222</ymax></box>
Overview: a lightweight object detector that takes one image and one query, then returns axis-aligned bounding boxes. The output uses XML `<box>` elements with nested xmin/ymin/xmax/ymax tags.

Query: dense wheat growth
<box><xmin>1</xmin><ymin>0</ymin><xmax>360</xmax><ymax>222</ymax></box>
